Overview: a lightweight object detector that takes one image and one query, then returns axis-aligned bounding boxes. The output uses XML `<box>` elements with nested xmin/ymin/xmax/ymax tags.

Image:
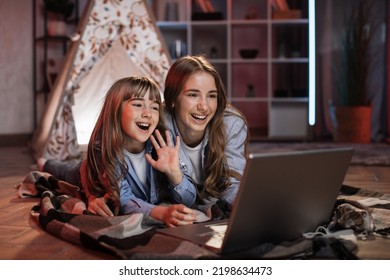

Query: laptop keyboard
<box><xmin>197</xmin><ymin>223</ymin><xmax>228</xmax><ymax>249</ymax></box>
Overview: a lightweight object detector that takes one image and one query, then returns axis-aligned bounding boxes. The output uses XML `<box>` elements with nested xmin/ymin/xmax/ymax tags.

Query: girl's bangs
<box><xmin>147</xmin><ymin>86</ymin><xmax>162</xmax><ymax>104</ymax></box>
<box><xmin>123</xmin><ymin>81</ymin><xmax>161</xmax><ymax>104</ymax></box>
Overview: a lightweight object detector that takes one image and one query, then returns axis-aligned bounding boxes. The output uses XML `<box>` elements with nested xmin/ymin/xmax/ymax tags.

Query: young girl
<box><xmin>163</xmin><ymin>55</ymin><xmax>249</xmax><ymax>213</ymax></box>
<box><xmin>40</xmin><ymin>76</ymin><xmax>197</xmax><ymax>227</ymax></box>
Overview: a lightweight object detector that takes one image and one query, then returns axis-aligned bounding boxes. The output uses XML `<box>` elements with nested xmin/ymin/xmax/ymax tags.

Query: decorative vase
<box><xmin>333</xmin><ymin>106</ymin><xmax>372</xmax><ymax>143</ymax></box>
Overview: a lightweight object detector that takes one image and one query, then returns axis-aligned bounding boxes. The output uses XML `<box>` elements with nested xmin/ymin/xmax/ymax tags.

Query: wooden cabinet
<box><xmin>147</xmin><ymin>0</ymin><xmax>311</xmax><ymax>140</ymax></box>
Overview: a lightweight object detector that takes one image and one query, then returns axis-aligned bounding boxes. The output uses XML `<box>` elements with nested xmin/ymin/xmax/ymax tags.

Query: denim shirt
<box><xmin>163</xmin><ymin>107</ymin><xmax>248</xmax><ymax>208</ymax></box>
<box><xmin>80</xmin><ymin>140</ymin><xmax>196</xmax><ymax>217</ymax></box>
<box><xmin>119</xmin><ymin>140</ymin><xmax>197</xmax><ymax>215</ymax></box>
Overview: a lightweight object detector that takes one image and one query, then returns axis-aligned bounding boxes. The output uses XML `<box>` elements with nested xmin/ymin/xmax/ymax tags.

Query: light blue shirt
<box><xmin>163</xmin><ymin>107</ymin><xmax>248</xmax><ymax>209</ymax></box>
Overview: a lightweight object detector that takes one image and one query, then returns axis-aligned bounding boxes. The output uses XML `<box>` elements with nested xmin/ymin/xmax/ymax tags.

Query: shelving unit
<box><xmin>32</xmin><ymin>0</ymin><xmax>80</xmax><ymax>128</ymax></box>
<box><xmin>148</xmin><ymin>0</ymin><xmax>311</xmax><ymax>140</ymax></box>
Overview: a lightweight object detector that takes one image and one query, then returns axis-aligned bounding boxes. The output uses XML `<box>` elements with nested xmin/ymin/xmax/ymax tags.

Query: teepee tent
<box><xmin>31</xmin><ymin>0</ymin><xmax>171</xmax><ymax>160</ymax></box>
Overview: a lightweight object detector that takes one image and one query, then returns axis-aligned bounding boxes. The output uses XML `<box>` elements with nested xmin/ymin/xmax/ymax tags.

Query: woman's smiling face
<box><xmin>173</xmin><ymin>71</ymin><xmax>218</xmax><ymax>147</ymax></box>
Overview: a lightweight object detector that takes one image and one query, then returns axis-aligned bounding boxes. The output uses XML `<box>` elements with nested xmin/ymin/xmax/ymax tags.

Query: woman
<box><xmin>161</xmin><ymin>55</ymin><xmax>249</xmax><ymax>213</ymax></box>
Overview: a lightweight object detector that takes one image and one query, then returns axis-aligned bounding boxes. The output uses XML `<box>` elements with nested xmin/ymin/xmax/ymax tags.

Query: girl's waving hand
<box><xmin>146</xmin><ymin>130</ymin><xmax>183</xmax><ymax>185</ymax></box>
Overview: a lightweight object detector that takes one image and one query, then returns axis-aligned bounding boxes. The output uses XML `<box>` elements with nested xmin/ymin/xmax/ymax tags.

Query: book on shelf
<box><xmin>196</xmin><ymin>0</ymin><xmax>215</xmax><ymax>13</ymax></box>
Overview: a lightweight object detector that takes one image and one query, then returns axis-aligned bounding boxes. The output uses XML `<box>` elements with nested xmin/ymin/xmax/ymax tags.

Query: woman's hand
<box><xmin>87</xmin><ymin>194</ymin><xmax>114</xmax><ymax>217</ymax></box>
<box><xmin>146</xmin><ymin>130</ymin><xmax>183</xmax><ymax>185</ymax></box>
<box><xmin>150</xmin><ymin>204</ymin><xmax>196</xmax><ymax>227</ymax></box>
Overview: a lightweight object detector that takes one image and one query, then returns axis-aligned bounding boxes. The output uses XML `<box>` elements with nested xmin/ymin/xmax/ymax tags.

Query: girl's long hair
<box><xmin>164</xmin><ymin>55</ymin><xmax>248</xmax><ymax>200</ymax></box>
<box><xmin>84</xmin><ymin>76</ymin><xmax>164</xmax><ymax>215</ymax></box>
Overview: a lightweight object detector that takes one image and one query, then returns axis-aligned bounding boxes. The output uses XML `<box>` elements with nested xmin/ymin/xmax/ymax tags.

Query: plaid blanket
<box><xmin>331</xmin><ymin>185</ymin><xmax>390</xmax><ymax>237</ymax></box>
<box><xmin>16</xmin><ymin>171</ymin><xmax>390</xmax><ymax>259</ymax></box>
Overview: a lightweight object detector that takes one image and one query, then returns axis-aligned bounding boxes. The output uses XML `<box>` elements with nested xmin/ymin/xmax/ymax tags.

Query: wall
<box><xmin>0</xmin><ymin>0</ymin><xmax>33</xmax><ymax>138</ymax></box>
<box><xmin>0</xmin><ymin>0</ymin><xmax>87</xmax><ymax>146</ymax></box>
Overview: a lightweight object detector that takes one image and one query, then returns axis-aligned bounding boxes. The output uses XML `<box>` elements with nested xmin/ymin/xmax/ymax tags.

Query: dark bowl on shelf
<box><xmin>239</xmin><ymin>49</ymin><xmax>258</xmax><ymax>59</ymax></box>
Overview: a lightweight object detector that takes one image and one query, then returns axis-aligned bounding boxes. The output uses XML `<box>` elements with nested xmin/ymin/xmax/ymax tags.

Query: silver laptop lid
<box><xmin>221</xmin><ymin>147</ymin><xmax>354</xmax><ymax>254</ymax></box>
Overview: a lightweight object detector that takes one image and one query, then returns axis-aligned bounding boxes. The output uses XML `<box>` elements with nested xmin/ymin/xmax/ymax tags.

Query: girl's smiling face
<box><xmin>121</xmin><ymin>91</ymin><xmax>160</xmax><ymax>153</ymax></box>
<box><xmin>173</xmin><ymin>72</ymin><xmax>218</xmax><ymax>147</ymax></box>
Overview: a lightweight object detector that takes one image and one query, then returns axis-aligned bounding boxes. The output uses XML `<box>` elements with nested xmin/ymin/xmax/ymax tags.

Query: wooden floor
<box><xmin>0</xmin><ymin>145</ymin><xmax>390</xmax><ymax>260</ymax></box>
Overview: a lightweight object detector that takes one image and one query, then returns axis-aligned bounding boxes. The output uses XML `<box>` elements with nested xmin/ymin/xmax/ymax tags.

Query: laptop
<box><xmin>157</xmin><ymin>147</ymin><xmax>354</xmax><ymax>254</ymax></box>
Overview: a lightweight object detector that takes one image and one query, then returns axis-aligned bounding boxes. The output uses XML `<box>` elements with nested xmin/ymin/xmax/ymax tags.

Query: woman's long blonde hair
<box><xmin>164</xmin><ymin>55</ymin><xmax>248</xmax><ymax>200</ymax></box>
<box><xmin>84</xmin><ymin>76</ymin><xmax>164</xmax><ymax>215</ymax></box>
